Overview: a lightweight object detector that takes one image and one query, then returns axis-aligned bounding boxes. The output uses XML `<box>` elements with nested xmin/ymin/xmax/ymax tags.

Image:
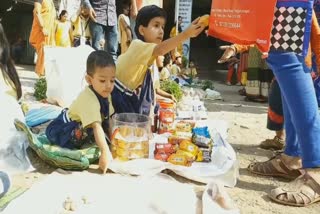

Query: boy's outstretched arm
<box><xmin>156</xmin><ymin>88</ymin><xmax>177</xmax><ymax>102</ymax></box>
<box><xmin>153</xmin><ymin>17</ymin><xmax>205</xmax><ymax>57</ymax></box>
<box><xmin>91</xmin><ymin>122</ymin><xmax>112</xmax><ymax>174</ymax></box>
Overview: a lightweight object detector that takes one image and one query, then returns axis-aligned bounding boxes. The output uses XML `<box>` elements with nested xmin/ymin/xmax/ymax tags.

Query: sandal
<box><xmin>248</xmin><ymin>154</ymin><xmax>301</xmax><ymax>180</ymax></box>
<box><xmin>260</xmin><ymin>136</ymin><xmax>285</xmax><ymax>150</ymax></box>
<box><xmin>269</xmin><ymin>172</ymin><xmax>320</xmax><ymax>207</ymax></box>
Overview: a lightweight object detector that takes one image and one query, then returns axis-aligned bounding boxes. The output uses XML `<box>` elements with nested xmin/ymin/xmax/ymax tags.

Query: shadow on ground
<box><xmin>231</xmin><ymin>143</ymin><xmax>277</xmax><ymax>158</ymax></box>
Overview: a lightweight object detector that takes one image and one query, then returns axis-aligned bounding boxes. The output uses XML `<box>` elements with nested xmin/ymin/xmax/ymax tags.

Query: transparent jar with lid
<box><xmin>111</xmin><ymin>113</ymin><xmax>151</xmax><ymax>161</ymax></box>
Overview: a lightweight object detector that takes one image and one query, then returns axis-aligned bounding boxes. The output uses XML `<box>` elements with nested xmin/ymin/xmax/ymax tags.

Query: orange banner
<box><xmin>208</xmin><ymin>0</ymin><xmax>277</xmax><ymax>53</ymax></box>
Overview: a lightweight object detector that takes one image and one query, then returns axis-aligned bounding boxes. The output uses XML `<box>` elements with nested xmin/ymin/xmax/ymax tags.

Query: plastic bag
<box><xmin>205</xmin><ymin>89</ymin><xmax>222</xmax><ymax>100</ymax></box>
<box><xmin>0</xmin><ymin>171</ymin><xmax>10</xmax><ymax>199</ymax></box>
<box><xmin>0</xmin><ymin>93</ymin><xmax>33</xmax><ymax>173</ymax></box>
<box><xmin>45</xmin><ymin>46</ymin><xmax>94</xmax><ymax>107</ymax></box>
<box><xmin>202</xmin><ymin>182</ymin><xmax>240</xmax><ymax>214</ymax></box>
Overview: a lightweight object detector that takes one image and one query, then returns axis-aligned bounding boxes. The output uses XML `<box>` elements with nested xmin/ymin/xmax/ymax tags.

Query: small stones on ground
<box><xmin>240</xmin><ymin>125</ymin><xmax>249</xmax><ymax>129</ymax></box>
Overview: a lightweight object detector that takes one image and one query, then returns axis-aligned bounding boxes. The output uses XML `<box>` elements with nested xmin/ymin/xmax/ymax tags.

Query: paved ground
<box><xmin>11</xmin><ymin>64</ymin><xmax>320</xmax><ymax>214</ymax></box>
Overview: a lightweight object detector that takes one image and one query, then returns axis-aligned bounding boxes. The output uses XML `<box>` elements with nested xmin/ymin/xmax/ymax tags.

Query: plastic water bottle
<box><xmin>192</xmin><ymin>103</ymin><xmax>201</xmax><ymax>121</ymax></box>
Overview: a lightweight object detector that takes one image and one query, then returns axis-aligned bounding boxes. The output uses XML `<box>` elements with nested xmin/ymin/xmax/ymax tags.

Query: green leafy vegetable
<box><xmin>160</xmin><ymin>80</ymin><xmax>183</xmax><ymax>101</ymax></box>
<box><xmin>34</xmin><ymin>78</ymin><xmax>47</xmax><ymax>101</ymax></box>
<box><xmin>201</xmin><ymin>80</ymin><xmax>214</xmax><ymax>90</ymax></box>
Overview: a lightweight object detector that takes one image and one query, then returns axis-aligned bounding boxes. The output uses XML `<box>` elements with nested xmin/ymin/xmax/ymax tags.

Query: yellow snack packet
<box><xmin>179</xmin><ymin>140</ymin><xmax>199</xmax><ymax>156</ymax></box>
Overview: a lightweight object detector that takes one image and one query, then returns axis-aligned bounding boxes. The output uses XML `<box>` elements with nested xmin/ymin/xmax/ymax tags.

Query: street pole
<box><xmin>175</xmin><ymin>0</ymin><xmax>179</xmax><ymax>36</ymax></box>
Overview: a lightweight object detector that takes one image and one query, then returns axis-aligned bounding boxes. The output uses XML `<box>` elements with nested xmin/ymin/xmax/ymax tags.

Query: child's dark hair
<box><xmin>86</xmin><ymin>50</ymin><xmax>115</xmax><ymax>76</ymax></box>
<box><xmin>134</xmin><ymin>5</ymin><xmax>167</xmax><ymax>41</ymax></box>
<box><xmin>122</xmin><ymin>1</ymin><xmax>131</xmax><ymax>11</ymax></box>
<box><xmin>59</xmin><ymin>10</ymin><xmax>68</xmax><ymax>20</ymax></box>
<box><xmin>0</xmin><ymin>23</ymin><xmax>22</xmax><ymax>99</ymax></box>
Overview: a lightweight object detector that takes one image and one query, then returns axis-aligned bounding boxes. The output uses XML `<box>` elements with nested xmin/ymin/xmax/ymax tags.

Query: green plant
<box><xmin>201</xmin><ymin>80</ymin><xmax>214</xmax><ymax>90</ymax></box>
<box><xmin>160</xmin><ymin>80</ymin><xmax>183</xmax><ymax>101</ymax></box>
<box><xmin>182</xmin><ymin>55</ymin><xmax>189</xmax><ymax>68</ymax></box>
<box><xmin>34</xmin><ymin>78</ymin><xmax>47</xmax><ymax>101</ymax></box>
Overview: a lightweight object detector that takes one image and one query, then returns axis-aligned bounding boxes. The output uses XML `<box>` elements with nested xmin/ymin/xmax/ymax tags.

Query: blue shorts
<box><xmin>46</xmin><ymin>109</ymin><xmax>92</xmax><ymax>149</ymax></box>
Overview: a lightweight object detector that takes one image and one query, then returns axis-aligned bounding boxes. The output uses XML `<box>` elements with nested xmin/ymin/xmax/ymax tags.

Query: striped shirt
<box><xmin>81</xmin><ymin>0</ymin><xmax>116</xmax><ymax>26</ymax></box>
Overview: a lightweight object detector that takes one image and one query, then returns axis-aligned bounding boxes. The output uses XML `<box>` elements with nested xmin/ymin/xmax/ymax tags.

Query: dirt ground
<box><xmin>207</xmin><ymin>83</ymin><xmax>320</xmax><ymax>214</ymax></box>
<box><xmin>8</xmin><ymin>65</ymin><xmax>320</xmax><ymax>213</ymax></box>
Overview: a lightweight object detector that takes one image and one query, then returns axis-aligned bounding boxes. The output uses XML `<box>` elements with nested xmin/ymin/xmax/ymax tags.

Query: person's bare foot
<box><xmin>281</xmin><ymin>153</ymin><xmax>302</xmax><ymax>170</ymax></box>
<box><xmin>306</xmin><ymin>168</ymin><xmax>320</xmax><ymax>184</ymax></box>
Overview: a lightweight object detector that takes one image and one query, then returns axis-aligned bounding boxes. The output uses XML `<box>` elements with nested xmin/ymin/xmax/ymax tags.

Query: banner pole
<box><xmin>175</xmin><ymin>0</ymin><xmax>179</xmax><ymax>36</ymax></box>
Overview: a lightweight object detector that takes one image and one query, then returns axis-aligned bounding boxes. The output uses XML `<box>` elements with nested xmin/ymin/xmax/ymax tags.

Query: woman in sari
<box><xmin>29</xmin><ymin>0</ymin><xmax>56</xmax><ymax>76</ymax></box>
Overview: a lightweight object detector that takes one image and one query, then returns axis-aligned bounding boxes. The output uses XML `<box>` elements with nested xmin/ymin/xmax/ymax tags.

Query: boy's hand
<box><xmin>91</xmin><ymin>122</ymin><xmax>111</xmax><ymax>174</ymax></box>
<box><xmin>185</xmin><ymin>17</ymin><xmax>206</xmax><ymax>38</ymax></box>
<box><xmin>170</xmin><ymin>95</ymin><xmax>177</xmax><ymax>103</ymax></box>
<box><xmin>99</xmin><ymin>152</ymin><xmax>108</xmax><ymax>174</ymax></box>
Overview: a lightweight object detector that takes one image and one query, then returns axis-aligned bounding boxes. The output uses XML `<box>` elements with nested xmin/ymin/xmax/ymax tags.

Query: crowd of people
<box><xmin>28</xmin><ymin>0</ymin><xmax>197</xmax><ymax>79</ymax></box>
<box><xmin>1</xmin><ymin>0</ymin><xmax>320</xmax><ymax>208</ymax></box>
<box><xmin>28</xmin><ymin>1</ymin><xmax>205</xmax><ymax>174</ymax></box>
<box><xmin>29</xmin><ymin>0</ymin><xmax>121</xmax><ymax>76</ymax></box>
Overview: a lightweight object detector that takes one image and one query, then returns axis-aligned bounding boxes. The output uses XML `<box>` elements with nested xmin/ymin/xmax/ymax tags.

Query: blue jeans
<box><xmin>267</xmin><ymin>51</ymin><xmax>320</xmax><ymax>168</ymax></box>
<box><xmin>267</xmin><ymin>80</ymin><xmax>284</xmax><ymax>131</ymax></box>
<box><xmin>89</xmin><ymin>21</ymin><xmax>118</xmax><ymax>62</ymax></box>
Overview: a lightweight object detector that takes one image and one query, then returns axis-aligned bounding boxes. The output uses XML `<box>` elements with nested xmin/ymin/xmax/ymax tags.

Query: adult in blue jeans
<box><xmin>219</xmin><ymin>10</ymin><xmax>320</xmax><ymax>207</ymax></box>
<box><xmin>220</xmin><ymin>49</ymin><xmax>320</xmax><ymax>206</ymax></box>
<box><xmin>252</xmin><ymin>52</ymin><xmax>320</xmax><ymax>206</ymax></box>
<box><xmin>246</xmin><ymin>6</ymin><xmax>320</xmax><ymax>206</ymax></box>
<box><xmin>82</xmin><ymin>0</ymin><xmax>118</xmax><ymax>61</ymax></box>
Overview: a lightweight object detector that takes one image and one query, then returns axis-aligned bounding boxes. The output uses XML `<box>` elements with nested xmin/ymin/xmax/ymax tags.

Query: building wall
<box><xmin>190</xmin><ymin>0</ymin><xmax>229</xmax><ymax>73</ymax></box>
<box><xmin>164</xmin><ymin>0</ymin><xmax>229</xmax><ymax>74</ymax></box>
<box><xmin>3</xmin><ymin>13</ymin><xmax>34</xmax><ymax>64</ymax></box>
<box><xmin>1</xmin><ymin>0</ymin><xmax>60</xmax><ymax>64</ymax></box>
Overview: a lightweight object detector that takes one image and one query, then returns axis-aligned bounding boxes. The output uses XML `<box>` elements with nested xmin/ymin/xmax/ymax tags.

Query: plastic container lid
<box><xmin>159</xmin><ymin>101</ymin><xmax>175</xmax><ymax>109</ymax></box>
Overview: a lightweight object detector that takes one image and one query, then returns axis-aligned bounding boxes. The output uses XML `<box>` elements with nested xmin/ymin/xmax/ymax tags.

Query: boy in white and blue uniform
<box><xmin>111</xmin><ymin>5</ymin><xmax>206</xmax><ymax>116</ymax></box>
<box><xmin>46</xmin><ymin>50</ymin><xmax>115</xmax><ymax>174</ymax></box>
